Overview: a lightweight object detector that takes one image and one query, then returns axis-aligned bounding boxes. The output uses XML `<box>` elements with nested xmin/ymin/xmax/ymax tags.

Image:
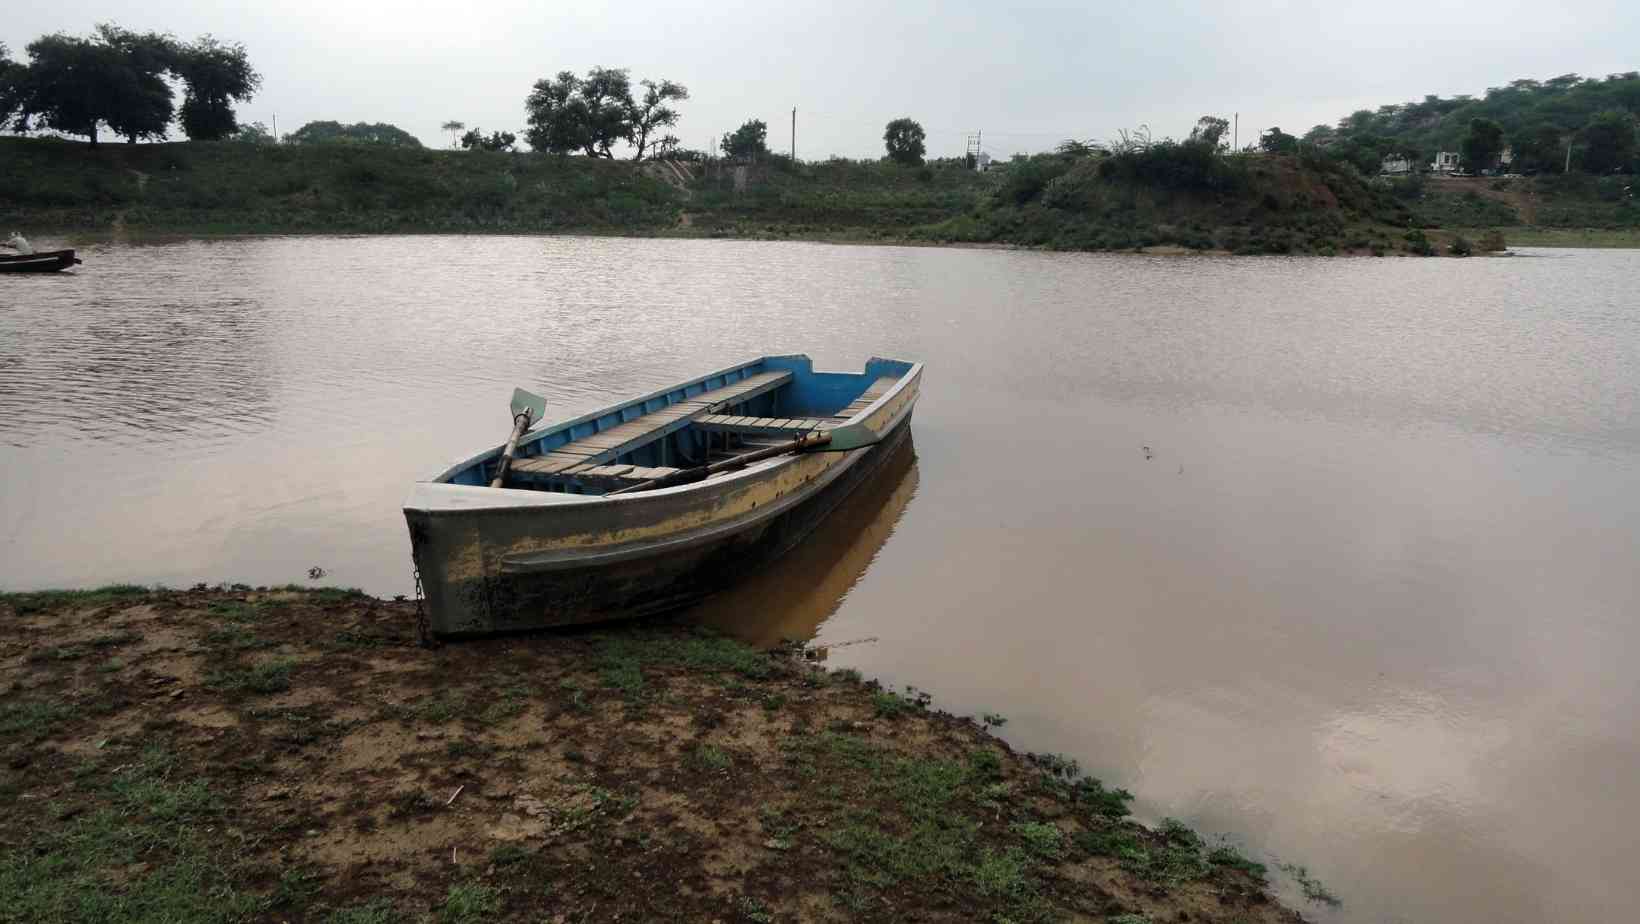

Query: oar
<box><xmin>606</xmin><ymin>420</ymin><xmax>882</xmax><ymax>497</ymax></box>
<box><xmin>489</xmin><ymin>388</ymin><xmax>547</xmax><ymax>488</ymax></box>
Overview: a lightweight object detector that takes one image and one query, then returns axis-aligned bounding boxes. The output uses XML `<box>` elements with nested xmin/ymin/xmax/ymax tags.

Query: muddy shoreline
<box><xmin>1</xmin><ymin>585</ymin><xmax>1310</xmax><ymax>922</ymax></box>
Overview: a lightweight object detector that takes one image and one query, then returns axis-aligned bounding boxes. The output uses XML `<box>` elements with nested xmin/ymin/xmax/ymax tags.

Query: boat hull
<box><xmin>0</xmin><ymin>250</ymin><xmax>80</xmax><ymax>273</ymax></box>
<box><xmin>405</xmin><ymin>360</ymin><xmax>920</xmax><ymax>636</ymax></box>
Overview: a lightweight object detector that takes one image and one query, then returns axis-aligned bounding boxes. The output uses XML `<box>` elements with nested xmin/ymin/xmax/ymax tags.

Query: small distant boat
<box><xmin>404</xmin><ymin>354</ymin><xmax>922</xmax><ymax>637</ymax></box>
<box><xmin>0</xmin><ymin>249</ymin><xmax>81</xmax><ymax>273</ymax></box>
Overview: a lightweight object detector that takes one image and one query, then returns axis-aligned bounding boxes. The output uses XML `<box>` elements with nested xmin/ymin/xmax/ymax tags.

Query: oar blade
<box><xmin>510</xmin><ymin>387</ymin><xmax>547</xmax><ymax>424</ymax></box>
<box><xmin>810</xmin><ymin>420</ymin><xmax>881</xmax><ymax>452</ymax></box>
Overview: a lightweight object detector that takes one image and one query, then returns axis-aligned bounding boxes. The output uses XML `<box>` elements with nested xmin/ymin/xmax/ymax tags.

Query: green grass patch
<box><xmin>327</xmin><ymin>900</ymin><xmax>397</xmax><ymax>924</ymax></box>
<box><xmin>1010</xmin><ymin>821</ymin><xmax>1066</xmax><ymax>860</ymax></box>
<box><xmin>437</xmin><ymin>882</ymin><xmax>501</xmax><ymax>923</ymax></box>
<box><xmin>0</xmin><ymin>746</ymin><xmax>261</xmax><ymax>923</ymax></box>
<box><xmin>594</xmin><ymin>631</ymin><xmax>775</xmax><ymax>681</ymax></box>
<box><xmin>206</xmin><ymin>657</ymin><xmax>296</xmax><ymax>694</ymax></box>
<box><xmin>489</xmin><ymin>844</ymin><xmax>530</xmax><ymax>866</ymax></box>
<box><xmin>968</xmin><ymin>748</ymin><xmax>1004</xmax><ymax>781</ymax></box>
<box><xmin>205</xmin><ymin>600</ymin><xmax>262</xmax><ymax>623</ymax></box>
<box><xmin>1281</xmin><ymin>863</ymin><xmax>1342</xmax><ymax>907</ymax></box>
<box><xmin>476</xmin><ymin>682</ymin><xmax>529</xmax><ymax>725</ymax></box>
<box><xmin>405</xmin><ymin>691</ymin><xmax>468</xmax><ymax>723</ymax></box>
<box><xmin>0</xmin><ymin>698</ymin><xmax>75</xmax><ymax>742</ymax></box>
<box><xmin>1207</xmin><ymin>843</ymin><xmax>1268</xmax><ymax>881</ymax></box>
<box><xmin>1</xmin><ymin>584</ymin><xmax>151</xmax><ymax>616</ymax></box>
<box><xmin>693</xmin><ymin>744</ymin><xmax>731</xmax><ymax>770</ymax></box>
<box><xmin>303</xmin><ymin>586</ymin><xmax>369</xmax><ymax>606</ymax></box>
<box><xmin>872</xmin><ymin>691</ymin><xmax>914</xmax><ymax>718</ymax></box>
<box><xmin>971</xmin><ymin>846</ymin><xmax>1033</xmax><ymax>897</ymax></box>
<box><xmin>204</xmin><ymin>625</ymin><xmax>276</xmax><ymax>651</ymax></box>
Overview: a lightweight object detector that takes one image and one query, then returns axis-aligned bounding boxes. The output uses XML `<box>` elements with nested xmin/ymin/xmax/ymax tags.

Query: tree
<box><xmin>460</xmin><ymin>127</ymin><xmax>517</xmax><ymax>152</ymax></box>
<box><xmin>1580</xmin><ymin>110</ymin><xmax>1637</xmax><ymax>173</ymax></box>
<box><xmin>441</xmin><ymin>120</ymin><xmax>465</xmax><ymax>149</ymax></box>
<box><xmin>1259</xmin><ymin>126</ymin><xmax>1298</xmax><ymax>154</ymax></box>
<box><xmin>1189</xmin><ymin>116</ymin><xmax>1229</xmax><ymax>150</ymax></box>
<box><xmin>173</xmin><ymin>36</ymin><xmax>260</xmax><ymax>140</ymax></box>
<box><xmin>286</xmin><ymin>120</ymin><xmax>423</xmax><ymax>147</ymax></box>
<box><xmin>1055</xmin><ymin>139</ymin><xmax>1102</xmax><ymax>159</ymax></box>
<box><xmin>232</xmin><ymin>121</ymin><xmax>276</xmax><ymax>144</ymax></box>
<box><xmin>628</xmin><ymin>79</ymin><xmax>688</xmax><ymax>161</ymax></box>
<box><xmin>8</xmin><ymin>34</ymin><xmax>122</xmax><ymax>145</ymax></box>
<box><xmin>91</xmin><ymin>24</ymin><xmax>178</xmax><ymax>144</ymax></box>
<box><xmin>720</xmin><ymin>119</ymin><xmax>768</xmax><ymax>160</ymax></box>
<box><xmin>1512</xmin><ymin>123</ymin><xmax>1564</xmax><ymax>173</ymax></box>
<box><xmin>523</xmin><ymin>67</ymin><xmax>686</xmax><ymax>158</ymax></box>
<box><xmin>524</xmin><ymin>72</ymin><xmax>589</xmax><ymax>154</ymax></box>
<box><xmin>575</xmin><ymin>66</ymin><xmax>633</xmax><ymax>158</ymax></box>
<box><xmin>0</xmin><ymin>42</ymin><xmax>20</xmax><ymax>127</ymax></box>
<box><xmin>1460</xmin><ymin>118</ymin><xmax>1504</xmax><ymax>172</ymax></box>
<box><xmin>882</xmin><ymin>117</ymin><xmax>926</xmax><ymax>165</ymax></box>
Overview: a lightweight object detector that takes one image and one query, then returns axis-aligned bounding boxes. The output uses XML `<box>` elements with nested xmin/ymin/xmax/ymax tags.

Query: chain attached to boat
<box><xmin>408</xmin><ymin>542</ymin><xmax>440</xmax><ymax>652</ymax></box>
<box><xmin>406</xmin><ymin>520</ymin><xmax>439</xmax><ymax>649</ymax></box>
<box><xmin>412</xmin><ymin>564</ymin><xmax>436</xmax><ymax>649</ymax></box>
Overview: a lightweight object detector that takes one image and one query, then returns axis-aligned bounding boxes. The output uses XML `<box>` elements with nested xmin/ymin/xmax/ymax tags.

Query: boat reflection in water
<box><xmin>683</xmin><ymin>432</ymin><xmax>920</xmax><ymax>649</ymax></box>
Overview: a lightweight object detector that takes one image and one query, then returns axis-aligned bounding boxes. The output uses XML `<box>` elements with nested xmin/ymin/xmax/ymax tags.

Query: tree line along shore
<box><xmin>4</xmin><ymin>24</ymin><xmax>1635</xmax><ymax>255</ymax></box>
<box><xmin>0</xmin><ymin>584</ymin><xmax>1326</xmax><ymax>923</ymax></box>
<box><xmin>5</xmin><ymin>134</ymin><xmax>1637</xmax><ymax>255</ymax></box>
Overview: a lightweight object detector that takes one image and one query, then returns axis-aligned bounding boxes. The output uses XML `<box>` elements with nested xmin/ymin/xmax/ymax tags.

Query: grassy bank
<box><xmin>9</xmin><ymin>135</ymin><xmax>1627</xmax><ymax>253</ymax></box>
<box><xmin>0</xmin><ymin>137</ymin><xmax>680</xmax><ymax>233</ymax></box>
<box><xmin>0</xmin><ymin>585</ymin><xmax>1313</xmax><ymax>923</ymax></box>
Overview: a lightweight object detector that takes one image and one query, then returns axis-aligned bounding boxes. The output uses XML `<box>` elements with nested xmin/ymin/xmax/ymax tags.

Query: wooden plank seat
<box><xmin>695</xmin><ymin>414</ymin><xmax>835</xmax><ymax>436</ymax></box>
<box><xmin>564</xmin><ymin>464</ymin><xmax>681</xmax><ymax>489</ymax></box>
<box><xmin>510</xmin><ymin>370</ymin><xmax>792</xmax><ymax>478</ymax></box>
<box><xmin>831</xmin><ymin>375</ymin><xmax>900</xmax><ymax>421</ymax></box>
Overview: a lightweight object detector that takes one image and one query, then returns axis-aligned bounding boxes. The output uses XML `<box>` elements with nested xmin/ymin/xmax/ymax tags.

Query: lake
<box><xmin>3</xmin><ymin>235</ymin><xmax>1637</xmax><ymax>922</ymax></box>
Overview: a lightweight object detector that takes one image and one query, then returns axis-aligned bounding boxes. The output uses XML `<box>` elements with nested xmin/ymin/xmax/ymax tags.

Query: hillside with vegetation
<box><xmin>909</xmin><ymin>141</ymin><xmax>1427</xmax><ymax>255</ymax></box>
<box><xmin>0</xmin><ymin>136</ymin><xmax>1454</xmax><ymax>255</ymax></box>
<box><xmin>0</xmin><ymin>137</ymin><xmax>681</xmax><ymax>233</ymax></box>
<box><xmin>1307</xmin><ymin>71</ymin><xmax>1639</xmax><ymax>176</ymax></box>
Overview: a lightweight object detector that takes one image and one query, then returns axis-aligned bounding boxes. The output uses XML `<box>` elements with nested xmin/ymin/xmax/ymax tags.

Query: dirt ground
<box><xmin>1</xmin><ymin>586</ymin><xmax>1308</xmax><ymax>923</ymax></box>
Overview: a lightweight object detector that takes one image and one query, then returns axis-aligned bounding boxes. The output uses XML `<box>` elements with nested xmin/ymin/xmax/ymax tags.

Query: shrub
<box><xmin>1403</xmin><ymin>228</ymin><xmax>1436</xmax><ymax>255</ymax></box>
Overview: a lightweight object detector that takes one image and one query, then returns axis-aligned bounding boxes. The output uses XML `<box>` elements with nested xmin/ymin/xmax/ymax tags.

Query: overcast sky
<box><xmin>6</xmin><ymin>1</ymin><xmax>1637</xmax><ymax>157</ymax></box>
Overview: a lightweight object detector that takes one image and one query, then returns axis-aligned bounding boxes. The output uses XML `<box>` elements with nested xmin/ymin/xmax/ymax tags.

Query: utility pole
<box><xmin>272</xmin><ymin>113</ymin><xmax>278</xmax><ymax>143</ymax></box>
<box><xmin>1565</xmin><ymin>140</ymin><xmax>1573</xmax><ymax>174</ymax></box>
<box><xmin>791</xmin><ymin>107</ymin><xmax>796</xmax><ymax>161</ymax></box>
<box><xmin>1233</xmin><ymin>113</ymin><xmax>1238</xmax><ymax>152</ymax></box>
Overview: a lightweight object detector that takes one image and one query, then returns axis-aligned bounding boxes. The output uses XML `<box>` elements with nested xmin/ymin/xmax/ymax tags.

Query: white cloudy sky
<box><xmin>6</xmin><ymin>1</ymin><xmax>1636</xmax><ymax>157</ymax></box>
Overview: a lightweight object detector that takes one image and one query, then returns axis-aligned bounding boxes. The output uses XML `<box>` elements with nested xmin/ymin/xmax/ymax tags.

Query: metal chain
<box><xmin>411</xmin><ymin>559</ymin><xmax>437</xmax><ymax>650</ymax></box>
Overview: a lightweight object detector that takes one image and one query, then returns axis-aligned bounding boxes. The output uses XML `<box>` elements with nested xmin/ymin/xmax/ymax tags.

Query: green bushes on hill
<box><xmin>0</xmin><ymin>137</ymin><xmax>678</xmax><ymax>232</ymax></box>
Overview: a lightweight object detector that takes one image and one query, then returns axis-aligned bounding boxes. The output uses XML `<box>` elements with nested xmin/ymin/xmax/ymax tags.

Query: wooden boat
<box><xmin>404</xmin><ymin>354</ymin><xmax>922</xmax><ymax>637</ymax></box>
<box><xmin>0</xmin><ymin>249</ymin><xmax>81</xmax><ymax>273</ymax></box>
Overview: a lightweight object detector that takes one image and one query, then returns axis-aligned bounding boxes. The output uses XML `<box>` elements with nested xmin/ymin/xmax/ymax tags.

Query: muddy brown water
<box><xmin>3</xmin><ymin>236</ymin><xmax>1638</xmax><ymax>922</ymax></box>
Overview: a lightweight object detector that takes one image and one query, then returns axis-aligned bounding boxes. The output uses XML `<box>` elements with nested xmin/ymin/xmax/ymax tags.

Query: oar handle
<box><xmin>488</xmin><ymin>411</ymin><xmax>534</xmax><ymax>488</ymax></box>
<box><xmin>607</xmin><ymin>430</ymin><xmax>832</xmax><ymax>496</ymax></box>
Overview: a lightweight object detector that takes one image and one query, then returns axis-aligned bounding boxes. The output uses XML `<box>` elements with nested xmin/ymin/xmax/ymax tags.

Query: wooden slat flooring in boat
<box><xmin>696</xmin><ymin>414</ymin><xmax>837</xmax><ymax>435</ymax></box>
<box><xmin>512</xmin><ymin>370</ymin><xmax>792</xmax><ymax>477</ymax></box>
<box><xmin>831</xmin><ymin>375</ymin><xmax>901</xmax><ymax>420</ymax></box>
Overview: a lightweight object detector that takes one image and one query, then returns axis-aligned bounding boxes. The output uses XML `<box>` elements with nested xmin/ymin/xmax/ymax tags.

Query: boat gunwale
<box><xmin>493</xmin><ymin>393</ymin><xmax>919</xmax><ymax>572</ymax></box>
<box><xmin>424</xmin><ymin>355</ymin><xmax>774</xmax><ymax>484</ymax></box>
<box><xmin>411</xmin><ymin>358</ymin><xmax>922</xmax><ymax>513</ymax></box>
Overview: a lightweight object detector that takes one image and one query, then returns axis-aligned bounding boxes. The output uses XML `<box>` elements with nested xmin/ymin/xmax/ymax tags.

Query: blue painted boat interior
<box><xmin>442</xmin><ymin>355</ymin><xmax>913</xmax><ymax>492</ymax></box>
